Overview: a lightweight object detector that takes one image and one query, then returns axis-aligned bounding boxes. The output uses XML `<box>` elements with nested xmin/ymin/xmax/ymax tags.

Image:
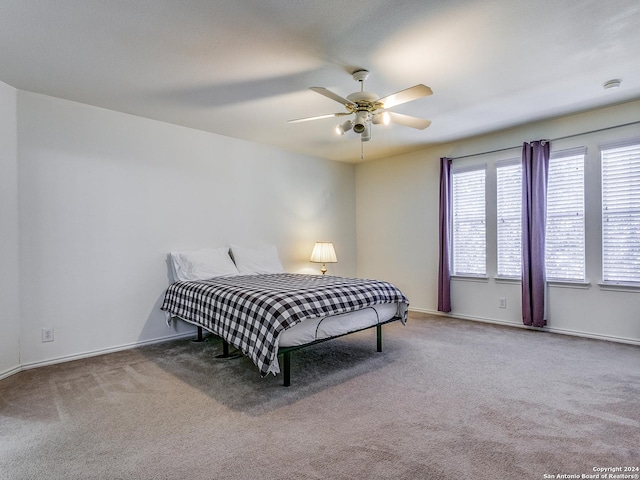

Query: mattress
<box><xmin>278</xmin><ymin>303</ymin><xmax>400</xmax><ymax>347</ymax></box>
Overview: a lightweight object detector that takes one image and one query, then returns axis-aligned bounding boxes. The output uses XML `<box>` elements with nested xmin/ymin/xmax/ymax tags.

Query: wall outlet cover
<box><xmin>42</xmin><ymin>328</ymin><xmax>54</xmax><ymax>342</ymax></box>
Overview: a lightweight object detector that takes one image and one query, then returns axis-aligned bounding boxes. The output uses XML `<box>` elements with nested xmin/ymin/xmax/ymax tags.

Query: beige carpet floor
<box><xmin>1</xmin><ymin>312</ymin><xmax>639</xmax><ymax>480</ymax></box>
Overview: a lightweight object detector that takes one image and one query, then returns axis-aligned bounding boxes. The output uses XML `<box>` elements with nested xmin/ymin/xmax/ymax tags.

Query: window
<box><xmin>546</xmin><ymin>148</ymin><xmax>586</xmax><ymax>281</ymax></box>
<box><xmin>496</xmin><ymin>159</ymin><xmax>522</xmax><ymax>277</ymax></box>
<box><xmin>495</xmin><ymin>149</ymin><xmax>586</xmax><ymax>282</ymax></box>
<box><xmin>601</xmin><ymin>141</ymin><xmax>640</xmax><ymax>284</ymax></box>
<box><xmin>452</xmin><ymin>166</ymin><xmax>486</xmax><ymax>276</ymax></box>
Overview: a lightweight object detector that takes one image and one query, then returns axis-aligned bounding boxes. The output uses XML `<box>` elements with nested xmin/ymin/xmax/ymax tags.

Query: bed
<box><xmin>160</xmin><ymin>245</ymin><xmax>409</xmax><ymax>386</ymax></box>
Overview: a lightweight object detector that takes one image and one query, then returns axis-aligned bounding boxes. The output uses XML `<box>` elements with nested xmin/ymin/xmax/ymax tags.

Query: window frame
<box><xmin>496</xmin><ymin>158</ymin><xmax>522</xmax><ymax>279</ymax></box>
<box><xmin>493</xmin><ymin>148</ymin><xmax>587</xmax><ymax>284</ymax></box>
<box><xmin>600</xmin><ymin>139</ymin><xmax>640</xmax><ymax>286</ymax></box>
<box><xmin>451</xmin><ymin>164</ymin><xmax>487</xmax><ymax>278</ymax></box>
<box><xmin>545</xmin><ymin>147</ymin><xmax>587</xmax><ymax>283</ymax></box>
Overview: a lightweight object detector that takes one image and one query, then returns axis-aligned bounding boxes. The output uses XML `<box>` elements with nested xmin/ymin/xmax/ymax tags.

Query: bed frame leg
<box><xmin>215</xmin><ymin>339</ymin><xmax>241</xmax><ymax>359</ymax></box>
<box><xmin>377</xmin><ymin>324</ymin><xmax>383</xmax><ymax>352</ymax></box>
<box><xmin>283</xmin><ymin>351</ymin><xmax>291</xmax><ymax>387</ymax></box>
<box><xmin>192</xmin><ymin>326</ymin><xmax>205</xmax><ymax>343</ymax></box>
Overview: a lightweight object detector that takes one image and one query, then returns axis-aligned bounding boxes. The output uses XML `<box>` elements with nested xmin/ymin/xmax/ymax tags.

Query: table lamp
<box><xmin>310</xmin><ymin>242</ymin><xmax>337</xmax><ymax>275</ymax></box>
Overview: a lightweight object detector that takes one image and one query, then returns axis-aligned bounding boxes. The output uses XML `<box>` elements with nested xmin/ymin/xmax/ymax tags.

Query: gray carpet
<box><xmin>1</xmin><ymin>312</ymin><xmax>638</xmax><ymax>480</ymax></box>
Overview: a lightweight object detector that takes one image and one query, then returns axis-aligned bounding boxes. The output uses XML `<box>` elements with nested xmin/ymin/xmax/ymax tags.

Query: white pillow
<box><xmin>170</xmin><ymin>248</ymin><xmax>239</xmax><ymax>281</ymax></box>
<box><xmin>230</xmin><ymin>244</ymin><xmax>284</xmax><ymax>275</ymax></box>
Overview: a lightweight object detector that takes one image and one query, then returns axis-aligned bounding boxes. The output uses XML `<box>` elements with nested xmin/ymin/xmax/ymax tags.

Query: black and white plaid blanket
<box><xmin>161</xmin><ymin>273</ymin><xmax>409</xmax><ymax>376</ymax></box>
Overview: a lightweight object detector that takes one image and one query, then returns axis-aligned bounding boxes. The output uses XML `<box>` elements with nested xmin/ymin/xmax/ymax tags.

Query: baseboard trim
<box><xmin>4</xmin><ymin>310</ymin><xmax>638</xmax><ymax>381</ymax></box>
<box><xmin>0</xmin><ymin>331</ymin><xmax>196</xmax><ymax>381</ymax></box>
<box><xmin>408</xmin><ymin>307</ymin><xmax>640</xmax><ymax>347</ymax></box>
<box><xmin>0</xmin><ymin>365</ymin><xmax>22</xmax><ymax>381</ymax></box>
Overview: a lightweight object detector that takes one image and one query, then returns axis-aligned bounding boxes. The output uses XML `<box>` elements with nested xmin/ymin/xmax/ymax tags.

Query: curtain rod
<box><xmin>450</xmin><ymin>120</ymin><xmax>640</xmax><ymax>160</ymax></box>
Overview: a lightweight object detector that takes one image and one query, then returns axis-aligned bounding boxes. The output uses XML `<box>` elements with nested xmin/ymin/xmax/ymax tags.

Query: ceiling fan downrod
<box><xmin>352</xmin><ymin>69</ymin><xmax>369</xmax><ymax>91</ymax></box>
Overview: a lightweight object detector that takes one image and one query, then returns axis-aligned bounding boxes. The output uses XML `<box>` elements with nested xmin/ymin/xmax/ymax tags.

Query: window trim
<box><xmin>545</xmin><ymin>147</ymin><xmax>587</xmax><ymax>282</ymax></box>
<box><xmin>496</xmin><ymin>157</ymin><xmax>522</xmax><ymax>278</ymax></box>
<box><xmin>451</xmin><ymin>164</ymin><xmax>487</xmax><ymax>277</ymax></box>
<box><xmin>600</xmin><ymin>139</ymin><xmax>640</xmax><ymax>286</ymax></box>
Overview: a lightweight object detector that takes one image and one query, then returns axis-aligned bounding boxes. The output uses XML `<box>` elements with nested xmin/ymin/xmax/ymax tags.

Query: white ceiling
<box><xmin>2</xmin><ymin>0</ymin><xmax>639</xmax><ymax>163</ymax></box>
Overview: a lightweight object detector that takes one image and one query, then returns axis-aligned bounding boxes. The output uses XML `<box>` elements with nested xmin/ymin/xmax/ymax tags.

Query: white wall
<box><xmin>357</xmin><ymin>99</ymin><xmax>640</xmax><ymax>344</ymax></box>
<box><xmin>7</xmin><ymin>87</ymin><xmax>638</xmax><ymax>377</ymax></box>
<box><xmin>16</xmin><ymin>91</ymin><xmax>356</xmax><ymax>368</ymax></box>
<box><xmin>0</xmin><ymin>81</ymin><xmax>20</xmax><ymax>378</ymax></box>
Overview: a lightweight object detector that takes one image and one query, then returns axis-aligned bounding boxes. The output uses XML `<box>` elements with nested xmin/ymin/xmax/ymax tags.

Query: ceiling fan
<box><xmin>289</xmin><ymin>70</ymin><xmax>432</xmax><ymax>158</ymax></box>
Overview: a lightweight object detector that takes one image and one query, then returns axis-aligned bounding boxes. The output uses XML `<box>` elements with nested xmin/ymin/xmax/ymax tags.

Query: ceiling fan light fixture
<box><xmin>372</xmin><ymin>112</ymin><xmax>391</xmax><ymax>126</ymax></box>
<box><xmin>353</xmin><ymin>111</ymin><xmax>370</xmax><ymax>134</ymax></box>
<box><xmin>336</xmin><ymin>120</ymin><xmax>353</xmax><ymax>135</ymax></box>
<box><xmin>361</xmin><ymin>123</ymin><xmax>371</xmax><ymax>142</ymax></box>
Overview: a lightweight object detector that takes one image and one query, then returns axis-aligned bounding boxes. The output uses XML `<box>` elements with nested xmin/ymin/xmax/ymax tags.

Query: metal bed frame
<box><xmin>189</xmin><ymin>315</ymin><xmax>401</xmax><ymax>386</ymax></box>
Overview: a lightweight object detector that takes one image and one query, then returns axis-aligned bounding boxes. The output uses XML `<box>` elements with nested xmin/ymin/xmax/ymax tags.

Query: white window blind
<box><xmin>496</xmin><ymin>160</ymin><xmax>522</xmax><ymax>277</ymax></box>
<box><xmin>601</xmin><ymin>141</ymin><xmax>640</xmax><ymax>284</ymax></box>
<box><xmin>546</xmin><ymin>149</ymin><xmax>586</xmax><ymax>281</ymax></box>
<box><xmin>452</xmin><ymin>166</ymin><xmax>486</xmax><ymax>276</ymax></box>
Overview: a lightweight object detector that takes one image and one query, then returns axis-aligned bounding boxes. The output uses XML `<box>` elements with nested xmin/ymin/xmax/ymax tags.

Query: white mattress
<box><xmin>278</xmin><ymin>303</ymin><xmax>400</xmax><ymax>348</ymax></box>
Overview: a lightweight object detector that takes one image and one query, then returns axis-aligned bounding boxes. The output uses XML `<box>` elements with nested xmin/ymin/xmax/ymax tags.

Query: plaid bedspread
<box><xmin>161</xmin><ymin>273</ymin><xmax>409</xmax><ymax>376</ymax></box>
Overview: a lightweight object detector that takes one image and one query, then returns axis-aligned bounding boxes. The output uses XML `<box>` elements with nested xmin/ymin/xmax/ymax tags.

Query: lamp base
<box><xmin>321</xmin><ymin>264</ymin><xmax>327</xmax><ymax>275</ymax></box>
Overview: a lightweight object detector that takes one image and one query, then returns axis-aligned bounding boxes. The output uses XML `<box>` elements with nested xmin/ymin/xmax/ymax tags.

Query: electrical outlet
<box><xmin>42</xmin><ymin>328</ymin><xmax>54</xmax><ymax>343</ymax></box>
<box><xmin>498</xmin><ymin>298</ymin><xmax>507</xmax><ymax>309</ymax></box>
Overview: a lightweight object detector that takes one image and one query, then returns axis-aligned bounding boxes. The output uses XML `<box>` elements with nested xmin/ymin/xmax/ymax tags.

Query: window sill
<box><xmin>494</xmin><ymin>278</ymin><xmax>592</xmax><ymax>289</ymax></box>
<box><xmin>451</xmin><ymin>275</ymin><xmax>489</xmax><ymax>283</ymax></box>
<box><xmin>547</xmin><ymin>280</ymin><xmax>591</xmax><ymax>289</ymax></box>
<box><xmin>495</xmin><ymin>276</ymin><xmax>521</xmax><ymax>284</ymax></box>
<box><xmin>598</xmin><ymin>282</ymin><xmax>640</xmax><ymax>293</ymax></box>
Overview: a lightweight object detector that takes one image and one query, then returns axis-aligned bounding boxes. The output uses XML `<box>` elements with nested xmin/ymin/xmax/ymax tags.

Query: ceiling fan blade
<box><xmin>310</xmin><ymin>87</ymin><xmax>355</xmax><ymax>107</ymax></box>
<box><xmin>378</xmin><ymin>84</ymin><xmax>433</xmax><ymax>109</ymax></box>
<box><xmin>387</xmin><ymin>112</ymin><xmax>431</xmax><ymax>130</ymax></box>
<box><xmin>288</xmin><ymin>112</ymin><xmax>351</xmax><ymax>124</ymax></box>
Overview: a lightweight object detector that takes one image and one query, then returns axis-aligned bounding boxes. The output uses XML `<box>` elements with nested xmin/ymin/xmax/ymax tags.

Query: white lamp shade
<box><xmin>310</xmin><ymin>242</ymin><xmax>337</xmax><ymax>263</ymax></box>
